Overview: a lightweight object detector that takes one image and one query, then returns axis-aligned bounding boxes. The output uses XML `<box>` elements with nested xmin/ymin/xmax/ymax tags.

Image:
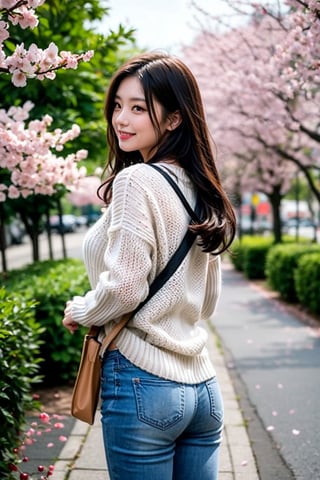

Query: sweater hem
<box><xmin>109</xmin><ymin>330</ymin><xmax>216</xmax><ymax>384</ymax></box>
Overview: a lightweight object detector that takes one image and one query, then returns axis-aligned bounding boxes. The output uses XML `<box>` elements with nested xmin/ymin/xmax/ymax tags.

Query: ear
<box><xmin>167</xmin><ymin>110</ymin><xmax>182</xmax><ymax>131</ymax></box>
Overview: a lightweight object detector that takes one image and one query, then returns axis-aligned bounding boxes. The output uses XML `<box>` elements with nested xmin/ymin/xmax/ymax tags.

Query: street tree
<box><xmin>183</xmin><ymin>0</ymin><xmax>320</xmax><ymax>241</ymax></box>
<box><xmin>0</xmin><ymin>1</ymin><xmax>136</xmax><ymax>270</ymax></box>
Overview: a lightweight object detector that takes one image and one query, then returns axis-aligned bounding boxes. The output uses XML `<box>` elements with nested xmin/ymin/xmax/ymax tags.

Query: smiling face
<box><xmin>112</xmin><ymin>76</ymin><xmax>172</xmax><ymax>162</ymax></box>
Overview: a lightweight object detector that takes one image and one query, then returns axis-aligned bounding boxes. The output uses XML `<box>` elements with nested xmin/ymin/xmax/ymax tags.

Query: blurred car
<box><xmin>284</xmin><ymin>218</ymin><xmax>316</xmax><ymax>229</ymax></box>
<box><xmin>85</xmin><ymin>211</ymin><xmax>102</xmax><ymax>226</ymax></box>
<box><xmin>49</xmin><ymin>214</ymin><xmax>78</xmax><ymax>234</ymax></box>
<box><xmin>3</xmin><ymin>219</ymin><xmax>25</xmax><ymax>246</ymax></box>
<box><xmin>75</xmin><ymin>215</ymin><xmax>88</xmax><ymax>228</ymax></box>
<box><xmin>284</xmin><ymin>217</ymin><xmax>318</xmax><ymax>241</ymax></box>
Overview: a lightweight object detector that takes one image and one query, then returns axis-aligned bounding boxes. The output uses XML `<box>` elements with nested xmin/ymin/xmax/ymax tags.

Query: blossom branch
<box><xmin>0</xmin><ymin>1</ymin><xmax>94</xmax><ymax>86</ymax></box>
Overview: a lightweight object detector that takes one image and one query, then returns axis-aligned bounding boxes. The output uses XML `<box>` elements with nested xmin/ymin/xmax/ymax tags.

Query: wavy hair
<box><xmin>98</xmin><ymin>52</ymin><xmax>236</xmax><ymax>254</ymax></box>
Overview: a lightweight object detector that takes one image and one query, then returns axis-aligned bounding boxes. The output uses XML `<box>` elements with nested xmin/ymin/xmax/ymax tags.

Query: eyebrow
<box><xmin>115</xmin><ymin>94</ymin><xmax>146</xmax><ymax>102</ymax></box>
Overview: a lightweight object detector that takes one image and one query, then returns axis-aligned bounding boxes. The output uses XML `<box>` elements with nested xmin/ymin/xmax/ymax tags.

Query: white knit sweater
<box><xmin>71</xmin><ymin>162</ymin><xmax>221</xmax><ymax>383</ymax></box>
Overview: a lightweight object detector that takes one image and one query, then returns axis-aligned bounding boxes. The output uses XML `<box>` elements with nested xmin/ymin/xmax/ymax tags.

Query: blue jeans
<box><xmin>100</xmin><ymin>349</ymin><xmax>224</xmax><ymax>480</ymax></box>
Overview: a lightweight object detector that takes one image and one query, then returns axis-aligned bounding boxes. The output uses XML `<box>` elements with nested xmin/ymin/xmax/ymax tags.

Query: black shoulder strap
<box><xmin>134</xmin><ymin>164</ymin><xmax>202</xmax><ymax>314</ymax></box>
<box><xmin>147</xmin><ymin>163</ymin><xmax>202</xmax><ymax>223</ymax></box>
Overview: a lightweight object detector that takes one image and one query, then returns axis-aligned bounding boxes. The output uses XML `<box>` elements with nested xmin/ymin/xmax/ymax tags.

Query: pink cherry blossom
<box><xmin>267</xmin><ymin>425</ymin><xmax>275</xmax><ymax>431</ymax></box>
<box><xmin>39</xmin><ymin>413</ymin><xmax>50</xmax><ymax>424</ymax></box>
<box><xmin>0</xmin><ymin>20</ymin><xmax>9</xmax><ymax>42</ymax></box>
<box><xmin>11</xmin><ymin>69</ymin><xmax>27</xmax><ymax>87</ymax></box>
<box><xmin>182</xmin><ymin>0</ymin><xmax>320</xmax><ymax>209</ymax></box>
<box><xmin>0</xmin><ymin>102</ymin><xmax>87</xmax><ymax>201</ymax></box>
<box><xmin>0</xmin><ymin>2</ymin><xmax>94</xmax><ymax>86</ymax></box>
<box><xmin>53</xmin><ymin>422</ymin><xmax>64</xmax><ymax>429</ymax></box>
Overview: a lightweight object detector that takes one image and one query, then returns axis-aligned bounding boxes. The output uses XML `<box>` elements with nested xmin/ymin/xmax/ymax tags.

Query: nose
<box><xmin>114</xmin><ymin>108</ymin><xmax>129</xmax><ymax>126</ymax></box>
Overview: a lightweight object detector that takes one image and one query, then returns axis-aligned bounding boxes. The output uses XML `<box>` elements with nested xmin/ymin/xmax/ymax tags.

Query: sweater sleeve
<box><xmin>201</xmin><ymin>255</ymin><xmax>221</xmax><ymax>319</ymax></box>
<box><xmin>70</xmin><ymin>169</ymin><xmax>157</xmax><ymax>327</ymax></box>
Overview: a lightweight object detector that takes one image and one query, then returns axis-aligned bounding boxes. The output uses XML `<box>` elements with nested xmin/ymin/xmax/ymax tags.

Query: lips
<box><xmin>118</xmin><ymin>131</ymin><xmax>135</xmax><ymax>140</ymax></box>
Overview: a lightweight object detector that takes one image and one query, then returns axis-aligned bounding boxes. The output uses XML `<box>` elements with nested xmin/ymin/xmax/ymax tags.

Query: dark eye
<box><xmin>113</xmin><ymin>101</ymin><xmax>121</xmax><ymax>110</ymax></box>
<box><xmin>133</xmin><ymin>105</ymin><xmax>145</xmax><ymax>112</ymax></box>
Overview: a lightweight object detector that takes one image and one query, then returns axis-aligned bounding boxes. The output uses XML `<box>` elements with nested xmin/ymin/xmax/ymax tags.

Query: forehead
<box><xmin>115</xmin><ymin>76</ymin><xmax>145</xmax><ymax>99</ymax></box>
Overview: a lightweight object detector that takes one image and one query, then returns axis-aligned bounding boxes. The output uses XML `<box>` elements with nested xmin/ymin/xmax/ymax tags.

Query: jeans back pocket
<box><xmin>132</xmin><ymin>377</ymin><xmax>185</xmax><ymax>430</ymax></box>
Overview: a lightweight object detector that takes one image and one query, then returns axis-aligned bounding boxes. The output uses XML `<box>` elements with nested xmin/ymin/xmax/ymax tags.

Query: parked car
<box><xmin>85</xmin><ymin>211</ymin><xmax>102</xmax><ymax>226</ymax></box>
<box><xmin>75</xmin><ymin>215</ymin><xmax>88</xmax><ymax>228</ymax></box>
<box><xmin>49</xmin><ymin>214</ymin><xmax>78</xmax><ymax>234</ymax></box>
<box><xmin>284</xmin><ymin>218</ymin><xmax>316</xmax><ymax>229</ymax></box>
<box><xmin>283</xmin><ymin>217</ymin><xmax>318</xmax><ymax>241</ymax></box>
<box><xmin>3</xmin><ymin>219</ymin><xmax>25</xmax><ymax>246</ymax></box>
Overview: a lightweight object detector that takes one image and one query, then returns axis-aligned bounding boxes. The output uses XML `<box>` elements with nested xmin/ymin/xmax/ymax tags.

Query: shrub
<box><xmin>295</xmin><ymin>253</ymin><xmax>320</xmax><ymax>315</ymax></box>
<box><xmin>266</xmin><ymin>243</ymin><xmax>320</xmax><ymax>302</ymax></box>
<box><xmin>0</xmin><ymin>288</ymin><xmax>42</xmax><ymax>477</ymax></box>
<box><xmin>3</xmin><ymin>259</ymin><xmax>90</xmax><ymax>386</ymax></box>
<box><xmin>230</xmin><ymin>236</ymin><xmax>274</xmax><ymax>279</ymax></box>
<box><xmin>229</xmin><ymin>238</ymin><xmax>244</xmax><ymax>271</ymax></box>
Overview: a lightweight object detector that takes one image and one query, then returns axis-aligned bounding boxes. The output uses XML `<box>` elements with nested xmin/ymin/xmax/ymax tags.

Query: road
<box><xmin>3</xmin><ymin>230</ymin><xmax>86</xmax><ymax>271</ymax></box>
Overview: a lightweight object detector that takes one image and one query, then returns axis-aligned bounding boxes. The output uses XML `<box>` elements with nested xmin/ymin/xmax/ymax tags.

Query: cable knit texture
<box><xmin>71</xmin><ymin>163</ymin><xmax>222</xmax><ymax>383</ymax></box>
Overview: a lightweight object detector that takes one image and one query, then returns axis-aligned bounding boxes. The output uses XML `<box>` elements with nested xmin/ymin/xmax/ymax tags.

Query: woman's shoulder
<box><xmin>115</xmin><ymin>162</ymin><xmax>192</xmax><ymax>188</ymax></box>
<box><xmin>114</xmin><ymin>163</ymin><xmax>170</xmax><ymax>194</ymax></box>
<box><xmin>112</xmin><ymin>164</ymin><xmax>164</xmax><ymax>206</ymax></box>
<box><xmin>114</xmin><ymin>163</ymin><xmax>151</xmax><ymax>184</ymax></box>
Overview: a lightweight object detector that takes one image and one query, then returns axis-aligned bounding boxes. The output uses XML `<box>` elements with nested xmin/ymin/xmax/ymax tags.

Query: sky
<box><xmin>100</xmin><ymin>0</ymin><xmax>238</xmax><ymax>54</ymax></box>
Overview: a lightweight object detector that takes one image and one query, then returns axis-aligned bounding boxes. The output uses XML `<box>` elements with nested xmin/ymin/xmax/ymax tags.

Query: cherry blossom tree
<box><xmin>0</xmin><ymin>101</ymin><xmax>89</xmax><ymax>265</ymax></box>
<box><xmin>183</xmin><ymin>0</ymin><xmax>320</xmax><ymax>241</ymax></box>
<box><xmin>0</xmin><ymin>0</ymin><xmax>94</xmax><ymax>269</ymax></box>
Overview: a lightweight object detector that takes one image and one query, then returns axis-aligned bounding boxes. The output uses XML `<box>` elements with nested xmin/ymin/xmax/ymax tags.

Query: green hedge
<box><xmin>230</xmin><ymin>236</ymin><xmax>275</xmax><ymax>279</ymax></box>
<box><xmin>0</xmin><ymin>289</ymin><xmax>42</xmax><ymax>477</ymax></box>
<box><xmin>266</xmin><ymin>243</ymin><xmax>320</xmax><ymax>302</ymax></box>
<box><xmin>3</xmin><ymin>259</ymin><xmax>90</xmax><ymax>386</ymax></box>
<box><xmin>295</xmin><ymin>253</ymin><xmax>320</xmax><ymax>315</ymax></box>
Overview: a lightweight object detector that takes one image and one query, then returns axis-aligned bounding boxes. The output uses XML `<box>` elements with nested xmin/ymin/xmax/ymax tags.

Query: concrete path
<box><xmin>214</xmin><ymin>260</ymin><xmax>320</xmax><ymax>480</ymax></box>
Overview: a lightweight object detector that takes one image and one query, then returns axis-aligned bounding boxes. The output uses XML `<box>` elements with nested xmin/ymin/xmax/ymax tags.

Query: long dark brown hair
<box><xmin>98</xmin><ymin>52</ymin><xmax>236</xmax><ymax>254</ymax></box>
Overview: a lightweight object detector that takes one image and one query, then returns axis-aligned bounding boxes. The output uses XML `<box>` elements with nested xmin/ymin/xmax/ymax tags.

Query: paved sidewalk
<box><xmin>52</xmin><ymin>328</ymin><xmax>260</xmax><ymax>480</ymax></box>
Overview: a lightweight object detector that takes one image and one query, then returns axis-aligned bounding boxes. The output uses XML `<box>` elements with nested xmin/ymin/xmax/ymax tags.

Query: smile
<box><xmin>118</xmin><ymin>131</ymin><xmax>135</xmax><ymax>140</ymax></box>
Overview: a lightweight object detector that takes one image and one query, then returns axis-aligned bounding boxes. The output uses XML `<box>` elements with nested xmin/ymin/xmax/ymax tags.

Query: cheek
<box><xmin>111</xmin><ymin>113</ymin><xmax>117</xmax><ymax>128</ymax></box>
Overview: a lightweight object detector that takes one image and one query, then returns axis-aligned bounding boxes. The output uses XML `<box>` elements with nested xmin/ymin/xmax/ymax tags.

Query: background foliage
<box><xmin>3</xmin><ymin>258</ymin><xmax>90</xmax><ymax>385</ymax></box>
<box><xmin>0</xmin><ymin>289</ymin><xmax>42</xmax><ymax>476</ymax></box>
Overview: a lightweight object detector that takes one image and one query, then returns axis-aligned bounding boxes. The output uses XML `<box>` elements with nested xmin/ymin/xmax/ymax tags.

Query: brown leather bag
<box><xmin>71</xmin><ymin>313</ymin><xmax>131</xmax><ymax>425</ymax></box>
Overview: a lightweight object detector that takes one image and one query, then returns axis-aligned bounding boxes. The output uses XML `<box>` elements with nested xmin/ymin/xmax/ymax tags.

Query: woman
<box><xmin>63</xmin><ymin>52</ymin><xmax>236</xmax><ymax>480</ymax></box>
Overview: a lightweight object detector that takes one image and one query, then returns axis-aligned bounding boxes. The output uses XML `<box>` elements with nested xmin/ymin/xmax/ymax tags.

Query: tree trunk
<box><xmin>268</xmin><ymin>186</ymin><xmax>283</xmax><ymax>244</ymax></box>
<box><xmin>0</xmin><ymin>204</ymin><xmax>7</xmax><ymax>273</ymax></box>
<box><xmin>45</xmin><ymin>209</ymin><xmax>54</xmax><ymax>260</ymax></box>
<box><xmin>19</xmin><ymin>207</ymin><xmax>41</xmax><ymax>262</ymax></box>
<box><xmin>57</xmin><ymin>198</ymin><xmax>67</xmax><ymax>258</ymax></box>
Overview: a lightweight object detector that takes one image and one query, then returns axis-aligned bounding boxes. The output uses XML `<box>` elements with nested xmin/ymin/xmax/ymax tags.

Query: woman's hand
<box><xmin>62</xmin><ymin>300</ymin><xmax>79</xmax><ymax>334</ymax></box>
